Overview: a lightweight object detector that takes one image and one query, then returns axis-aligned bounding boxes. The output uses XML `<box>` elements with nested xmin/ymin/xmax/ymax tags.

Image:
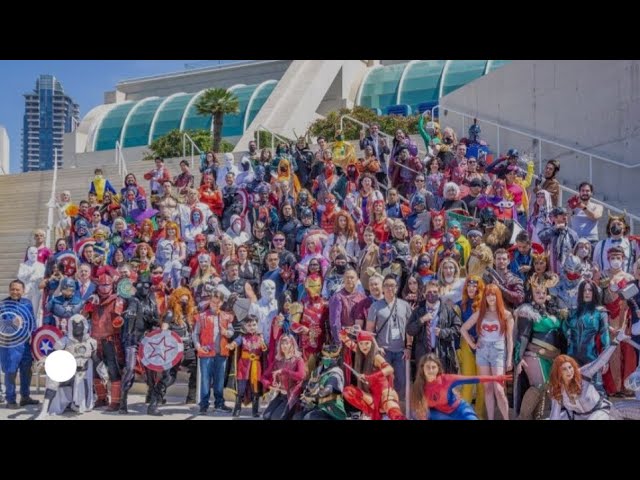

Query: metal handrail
<box><xmin>115</xmin><ymin>140</ymin><xmax>128</xmax><ymax>183</ymax></box>
<box><xmin>438</xmin><ymin>106</ymin><xmax>640</xmax><ymax>182</ymax></box>
<box><xmin>182</xmin><ymin>133</ymin><xmax>203</xmax><ymax>170</ymax></box>
<box><xmin>255</xmin><ymin>124</ymin><xmax>290</xmax><ymax>152</ymax></box>
<box><xmin>45</xmin><ymin>149</ymin><xmax>59</xmax><ymax>248</ymax></box>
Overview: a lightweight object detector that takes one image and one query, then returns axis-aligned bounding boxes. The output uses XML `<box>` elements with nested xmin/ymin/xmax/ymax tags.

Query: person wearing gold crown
<box><xmin>512</xmin><ymin>276</ymin><xmax>564</xmax><ymax>419</ymax></box>
<box><xmin>292</xmin><ymin>273</ymin><xmax>328</xmax><ymax>372</ymax></box>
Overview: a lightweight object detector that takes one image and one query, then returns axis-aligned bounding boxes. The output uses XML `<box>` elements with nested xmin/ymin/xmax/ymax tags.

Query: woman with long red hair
<box><xmin>456</xmin><ymin>276</ymin><xmax>486</xmax><ymax>418</ymax></box>
<box><xmin>548</xmin><ymin>329</ymin><xmax>628</xmax><ymax>420</ymax></box>
<box><xmin>323</xmin><ymin>210</ymin><xmax>360</xmax><ymax>258</ymax></box>
<box><xmin>460</xmin><ymin>284</ymin><xmax>514</xmax><ymax>420</ymax></box>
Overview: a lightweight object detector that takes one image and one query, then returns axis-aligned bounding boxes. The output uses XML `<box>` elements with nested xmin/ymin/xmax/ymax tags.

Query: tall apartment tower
<box><xmin>22</xmin><ymin>75</ymin><xmax>79</xmax><ymax>172</ymax></box>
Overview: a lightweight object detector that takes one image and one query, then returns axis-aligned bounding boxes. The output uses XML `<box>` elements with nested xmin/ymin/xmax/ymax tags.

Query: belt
<box><xmin>241</xmin><ymin>352</ymin><xmax>261</xmax><ymax>361</ymax></box>
<box><xmin>528</xmin><ymin>338</ymin><xmax>560</xmax><ymax>360</ymax></box>
<box><xmin>319</xmin><ymin>394</ymin><xmax>338</xmax><ymax>405</ymax></box>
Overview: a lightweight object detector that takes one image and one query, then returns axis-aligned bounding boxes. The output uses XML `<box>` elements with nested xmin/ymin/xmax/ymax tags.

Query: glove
<box><xmin>96</xmin><ymin>361</ymin><xmax>109</xmax><ymax>383</ymax></box>
<box><xmin>599</xmin><ymin>276</ymin><xmax>610</xmax><ymax>290</ymax></box>
<box><xmin>365</xmin><ymin>370</ymin><xmax>386</xmax><ymax>384</ymax></box>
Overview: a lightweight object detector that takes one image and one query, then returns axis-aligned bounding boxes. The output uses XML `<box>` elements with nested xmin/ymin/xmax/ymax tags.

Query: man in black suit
<box><xmin>359</xmin><ymin>123</ymin><xmax>390</xmax><ymax>186</ymax></box>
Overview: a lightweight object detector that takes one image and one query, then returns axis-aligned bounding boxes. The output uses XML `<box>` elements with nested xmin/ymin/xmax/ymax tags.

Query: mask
<box><xmin>443</xmin><ymin>137</ymin><xmax>453</xmax><ymax>145</ymax></box>
<box><xmin>151</xmin><ymin>274</ymin><xmax>163</xmax><ymax>285</ymax></box>
<box><xmin>335</xmin><ymin>264</ymin><xmax>346</xmax><ymax>275</ymax></box>
<box><xmin>610</xmin><ymin>259</ymin><xmax>623</xmax><ymax>270</ymax></box>
<box><xmin>426</xmin><ymin>292</ymin><xmax>439</xmax><ymax>304</ymax></box>
<box><xmin>95</xmin><ymin>175</ymin><xmax>103</xmax><ymax>180</ymax></box>
<box><xmin>72</xmin><ymin>320</ymin><xmax>85</xmax><ymax>340</ymax></box>
<box><xmin>611</xmin><ymin>224</ymin><xmax>623</xmax><ymax>236</ymax></box>
<box><xmin>232</xmin><ymin>222</ymin><xmax>242</xmax><ymax>234</ymax></box>
<box><xmin>577</xmin><ymin>247</ymin><xmax>590</xmax><ymax>259</ymax></box>
<box><xmin>242</xmin><ymin>162</ymin><xmax>250</xmax><ymax>172</ymax></box>
<box><xmin>418</xmin><ymin>262</ymin><xmax>430</xmax><ymax>274</ymax></box>
<box><xmin>336</xmin><ymin>135</ymin><xmax>344</xmax><ymax>142</ymax></box>
<box><xmin>321</xmin><ymin>358</ymin><xmax>334</xmax><ymax>369</ymax></box>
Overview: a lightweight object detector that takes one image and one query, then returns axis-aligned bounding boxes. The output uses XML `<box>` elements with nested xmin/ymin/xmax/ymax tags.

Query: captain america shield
<box><xmin>31</xmin><ymin>325</ymin><xmax>65</xmax><ymax>361</ymax></box>
<box><xmin>139</xmin><ymin>329</ymin><xmax>184</xmax><ymax>372</ymax></box>
<box><xmin>0</xmin><ymin>300</ymin><xmax>36</xmax><ymax>347</ymax></box>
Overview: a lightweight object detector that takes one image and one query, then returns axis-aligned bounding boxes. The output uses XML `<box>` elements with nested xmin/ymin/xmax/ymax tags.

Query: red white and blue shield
<box><xmin>31</xmin><ymin>325</ymin><xmax>65</xmax><ymax>361</ymax></box>
<box><xmin>139</xmin><ymin>329</ymin><xmax>184</xmax><ymax>372</ymax></box>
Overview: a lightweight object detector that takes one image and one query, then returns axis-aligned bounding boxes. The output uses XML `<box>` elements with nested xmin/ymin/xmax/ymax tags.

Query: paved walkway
<box><xmin>0</xmin><ymin>394</ymin><xmax>256</xmax><ymax>420</ymax></box>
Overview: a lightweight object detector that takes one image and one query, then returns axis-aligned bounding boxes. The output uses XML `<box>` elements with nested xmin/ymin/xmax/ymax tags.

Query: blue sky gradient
<box><xmin>0</xmin><ymin>60</ymin><xmax>237</xmax><ymax>173</ymax></box>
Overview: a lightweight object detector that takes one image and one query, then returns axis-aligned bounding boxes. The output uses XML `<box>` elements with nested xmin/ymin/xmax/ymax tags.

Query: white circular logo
<box><xmin>45</xmin><ymin>350</ymin><xmax>77</xmax><ymax>383</ymax></box>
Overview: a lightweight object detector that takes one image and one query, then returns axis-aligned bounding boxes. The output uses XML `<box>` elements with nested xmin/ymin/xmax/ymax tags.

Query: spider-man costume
<box><xmin>423</xmin><ymin>374</ymin><xmax>509</xmax><ymax>420</ymax></box>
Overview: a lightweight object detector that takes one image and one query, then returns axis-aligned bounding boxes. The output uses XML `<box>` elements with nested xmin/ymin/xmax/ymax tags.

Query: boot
<box><xmin>186</xmin><ymin>387</ymin><xmax>197</xmax><ymax>404</ymax></box>
<box><xmin>343</xmin><ymin>386</ymin><xmax>373</xmax><ymax>418</ymax></box>
<box><xmin>118</xmin><ymin>391</ymin><xmax>128</xmax><ymax>414</ymax></box>
<box><xmin>35</xmin><ymin>388</ymin><xmax>56</xmax><ymax>420</ymax></box>
<box><xmin>232</xmin><ymin>396</ymin><xmax>242</xmax><ymax>417</ymax></box>
<box><xmin>106</xmin><ymin>381</ymin><xmax>121</xmax><ymax>412</ymax></box>
<box><xmin>386</xmin><ymin>406</ymin><xmax>406</xmax><ymax>420</ymax></box>
<box><xmin>252</xmin><ymin>396</ymin><xmax>260</xmax><ymax>418</ymax></box>
<box><xmin>94</xmin><ymin>379</ymin><xmax>108</xmax><ymax>408</ymax></box>
<box><xmin>145</xmin><ymin>390</ymin><xmax>152</xmax><ymax>404</ymax></box>
<box><xmin>147</xmin><ymin>395</ymin><xmax>163</xmax><ymax>417</ymax></box>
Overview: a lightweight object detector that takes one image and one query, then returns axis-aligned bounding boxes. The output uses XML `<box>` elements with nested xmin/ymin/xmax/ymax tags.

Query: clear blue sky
<box><xmin>0</xmin><ymin>60</ymin><xmax>238</xmax><ymax>173</ymax></box>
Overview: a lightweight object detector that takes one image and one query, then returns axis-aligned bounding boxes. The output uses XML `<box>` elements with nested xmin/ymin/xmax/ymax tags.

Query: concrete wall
<box><xmin>440</xmin><ymin>60</ymin><xmax>640</xmax><ymax>211</ymax></box>
<box><xmin>115</xmin><ymin>61</ymin><xmax>292</xmax><ymax>101</ymax></box>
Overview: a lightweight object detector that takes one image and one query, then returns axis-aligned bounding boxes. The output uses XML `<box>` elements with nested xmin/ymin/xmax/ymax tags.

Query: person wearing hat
<box><xmin>467</xmin><ymin>229</ymin><xmax>494</xmax><ymax>278</ymax></box>
<box><xmin>486</xmin><ymin>148</ymin><xmax>520</xmax><ymax>178</ymax></box>
<box><xmin>534</xmin><ymin>159</ymin><xmax>561</xmax><ymax>207</ymax></box>
<box><xmin>339</xmin><ymin>327</ymin><xmax>405</xmax><ymax>420</ymax></box>
<box><xmin>462</xmin><ymin>177</ymin><xmax>485</xmax><ymax>218</ymax></box>
<box><xmin>538</xmin><ymin>206</ymin><xmax>579</xmax><ymax>274</ymax></box>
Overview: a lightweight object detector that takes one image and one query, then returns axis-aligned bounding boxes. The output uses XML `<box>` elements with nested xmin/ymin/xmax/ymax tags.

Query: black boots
<box><xmin>252</xmin><ymin>397</ymin><xmax>260</xmax><ymax>418</ymax></box>
<box><xmin>232</xmin><ymin>396</ymin><xmax>242</xmax><ymax>417</ymax></box>
<box><xmin>119</xmin><ymin>392</ymin><xmax>128</xmax><ymax>414</ymax></box>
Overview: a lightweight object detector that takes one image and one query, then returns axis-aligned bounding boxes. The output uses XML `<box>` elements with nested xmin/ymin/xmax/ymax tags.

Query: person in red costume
<box><xmin>410</xmin><ymin>353</ymin><xmax>511</xmax><ymax>420</ymax></box>
<box><xmin>339</xmin><ymin>328</ymin><xmax>405</xmax><ymax>420</ymax></box>
<box><xmin>370</xmin><ymin>199</ymin><xmax>391</xmax><ymax>244</ymax></box>
<box><xmin>320</xmin><ymin>193</ymin><xmax>339</xmax><ymax>235</ymax></box>
<box><xmin>198</xmin><ymin>173</ymin><xmax>224</xmax><ymax>218</ymax></box>
<box><xmin>291</xmin><ymin>273</ymin><xmax>328</xmax><ymax>371</ymax></box>
<box><xmin>83</xmin><ymin>271</ymin><xmax>125</xmax><ymax>411</ymax></box>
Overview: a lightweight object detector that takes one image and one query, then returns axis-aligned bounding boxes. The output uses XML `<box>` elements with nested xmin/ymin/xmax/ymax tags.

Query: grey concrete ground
<box><xmin>0</xmin><ymin>394</ymin><xmax>257</xmax><ymax>420</ymax></box>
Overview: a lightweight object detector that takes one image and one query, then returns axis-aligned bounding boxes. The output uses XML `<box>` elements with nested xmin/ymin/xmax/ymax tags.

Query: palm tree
<box><xmin>194</xmin><ymin>88</ymin><xmax>240</xmax><ymax>153</ymax></box>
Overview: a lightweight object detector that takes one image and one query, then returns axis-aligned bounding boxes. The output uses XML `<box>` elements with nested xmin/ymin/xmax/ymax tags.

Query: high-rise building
<box><xmin>22</xmin><ymin>75</ymin><xmax>79</xmax><ymax>172</ymax></box>
<box><xmin>0</xmin><ymin>125</ymin><xmax>9</xmax><ymax>175</ymax></box>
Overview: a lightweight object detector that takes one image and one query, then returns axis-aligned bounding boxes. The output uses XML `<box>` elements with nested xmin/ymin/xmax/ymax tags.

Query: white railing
<box><xmin>114</xmin><ymin>140</ymin><xmax>128</xmax><ymax>183</ymax></box>
<box><xmin>255</xmin><ymin>124</ymin><xmax>290</xmax><ymax>151</ymax></box>
<box><xmin>435</xmin><ymin>106</ymin><xmax>640</xmax><ymax>183</ymax></box>
<box><xmin>182</xmin><ymin>133</ymin><xmax>203</xmax><ymax>171</ymax></box>
<box><xmin>45</xmin><ymin>149</ymin><xmax>60</xmax><ymax>248</ymax></box>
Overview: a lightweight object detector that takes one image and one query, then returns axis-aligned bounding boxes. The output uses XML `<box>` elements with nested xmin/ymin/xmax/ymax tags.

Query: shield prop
<box><xmin>31</xmin><ymin>325</ymin><xmax>65</xmax><ymax>361</ymax></box>
<box><xmin>0</xmin><ymin>299</ymin><xmax>36</xmax><ymax>347</ymax></box>
<box><xmin>139</xmin><ymin>329</ymin><xmax>184</xmax><ymax>372</ymax></box>
<box><xmin>117</xmin><ymin>278</ymin><xmax>136</xmax><ymax>299</ymax></box>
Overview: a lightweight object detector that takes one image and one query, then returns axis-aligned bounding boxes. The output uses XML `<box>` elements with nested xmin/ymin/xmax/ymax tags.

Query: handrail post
<box><xmin>538</xmin><ymin>137</ymin><xmax>543</xmax><ymax>174</ymax></box>
<box><xmin>46</xmin><ymin>149</ymin><xmax>58</xmax><ymax>249</ymax></box>
<box><xmin>496</xmin><ymin>126</ymin><xmax>500</xmax><ymax>159</ymax></box>
<box><xmin>183</xmin><ymin>134</ymin><xmax>186</xmax><ymax>167</ymax></box>
<box><xmin>589</xmin><ymin>155</ymin><xmax>593</xmax><ymax>184</ymax></box>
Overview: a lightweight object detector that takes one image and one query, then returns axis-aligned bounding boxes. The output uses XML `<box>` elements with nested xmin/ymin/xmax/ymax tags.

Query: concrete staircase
<box><xmin>0</xmin><ymin>156</ymin><xmax>186</xmax><ymax>299</ymax></box>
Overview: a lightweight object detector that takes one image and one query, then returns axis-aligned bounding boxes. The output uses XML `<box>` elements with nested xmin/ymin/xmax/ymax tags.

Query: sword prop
<box><xmin>344</xmin><ymin>363</ymin><xmax>367</xmax><ymax>384</ymax></box>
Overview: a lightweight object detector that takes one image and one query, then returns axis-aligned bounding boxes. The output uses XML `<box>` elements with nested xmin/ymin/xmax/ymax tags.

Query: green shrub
<box><xmin>307</xmin><ymin>106</ymin><xmax>420</xmax><ymax>141</ymax></box>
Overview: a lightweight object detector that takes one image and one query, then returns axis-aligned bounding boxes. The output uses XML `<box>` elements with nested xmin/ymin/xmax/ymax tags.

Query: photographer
<box><xmin>568</xmin><ymin>182</ymin><xmax>603</xmax><ymax>244</ymax></box>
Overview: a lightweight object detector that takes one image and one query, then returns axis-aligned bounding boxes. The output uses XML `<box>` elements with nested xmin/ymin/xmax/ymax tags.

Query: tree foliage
<box><xmin>307</xmin><ymin>105</ymin><xmax>420</xmax><ymax>142</ymax></box>
<box><xmin>144</xmin><ymin>129</ymin><xmax>234</xmax><ymax>160</ymax></box>
<box><xmin>195</xmin><ymin>88</ymin><xmax>240</xmax><ymax>153</ymax></box>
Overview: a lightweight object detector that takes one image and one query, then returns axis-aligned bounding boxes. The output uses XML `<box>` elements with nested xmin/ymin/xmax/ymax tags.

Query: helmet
<box><xmin>507</xmin><ymin>148</ymin><xmax>519</xmax><ymax>158</ymax></box>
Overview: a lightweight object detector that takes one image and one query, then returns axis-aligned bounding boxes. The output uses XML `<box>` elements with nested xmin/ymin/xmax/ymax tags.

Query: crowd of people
<box><xmin>3</xmin><ymin>111</ymin><xmax>640</xmax><ymax>420</ymax></box>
